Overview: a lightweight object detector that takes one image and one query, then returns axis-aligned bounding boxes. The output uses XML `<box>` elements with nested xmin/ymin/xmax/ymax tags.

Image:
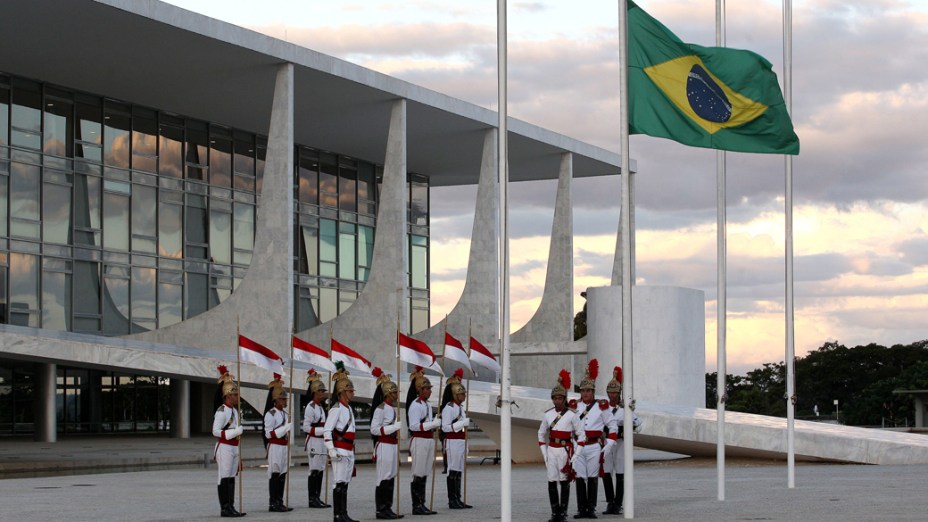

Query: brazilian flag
<box><xmin>628</xmin><ymin>1</ymin><xmax>799</xmax><ymax>155</ymax></box>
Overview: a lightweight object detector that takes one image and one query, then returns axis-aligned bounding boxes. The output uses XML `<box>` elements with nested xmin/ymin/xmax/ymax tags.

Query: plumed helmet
<box><xmin>410</xmin><ymin>366</ymin><xmax>431</xmax><ymax>393</ymax></box>
<box><xmin>551</xmin><ymin>369</ymin><xmax>571</xmax><ymax>398</ymax></box>
<box><xmin>450</xmin><ymin>383</ymin><xmax>466</xmax><ymax>396</ymax></box>
<box><xmin>606</xmin><ymin>366</ymin><xmax>623</xmax><ymax>394</ymax></box>
<box><xmin>579</xmin><ymin>359</ymin><xmax>599</xmax><ymax>391</ymax></box>
<box><xmin>442</xmin><ymin>368</ymin><xmax>465</xmax><ymax>410</ymax></box>
<box><xmin>268</xmin><ymin>373</ymin><xmax>287</xmax><ymax>401</ymax></box>
<box><xmin>217</xmin><ymin>365</ymin><xmax>239</xmax><ymax>398</ymax></box>
<box><xmin>332</xmin><ymin>361</ymin><xmax>354</xmax><ymax>396</ymax></box>
<box><xmin>306</xmin><ymin>369</ymin><xmax>326</xmax><ymax>394</ymax></box>
<box><xmin>373</xmin><ymin>367</ymin><xmax>398</xmax><ymax>396</ymax></box>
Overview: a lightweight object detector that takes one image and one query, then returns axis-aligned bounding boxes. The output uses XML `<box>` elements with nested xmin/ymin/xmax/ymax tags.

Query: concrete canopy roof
<box><xmin>0</xmin><ymin>0</ymin><xmax>629</xmax><ymax>187</ymax></box>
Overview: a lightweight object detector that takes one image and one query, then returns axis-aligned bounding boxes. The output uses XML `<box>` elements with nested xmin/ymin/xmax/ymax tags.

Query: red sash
<box><xmin>411</xmin><ymin>431</ymin><xmax>433</xmax><ymax>439</ymax></box>
<box><xmin>444</xmin><ymin>432</ymin><xmax>466</xmax><ymax>440</ymax></box>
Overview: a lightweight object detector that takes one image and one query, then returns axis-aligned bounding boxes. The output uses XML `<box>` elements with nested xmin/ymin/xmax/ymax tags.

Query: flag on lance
<box><xmin>443</xmin><ymin>332</ymin><xmax>473</xmax><ymax>373</ymax></box>
<box><xmin>291</xmin><ymin>336</ymin><xmax>337</xmax><ymax>372</ymax></box>
<box><xmin>239</xmin><ymin>335</ymin><xmax>285</xmax><ymax>375</ymax></box>
<box><xmin>398</xmin><ymin>332</ymin><xmax>443</xmax><ymax>375</ymax></box>
<box><xmin>331</xmin><ymin>338</ymin><xmax>372</xmax><ymax>375</ymax></box>
<box><xmin>469</xmin><ymin>336</ymin><xmax>500</xmax><ymax>373</ymax></box>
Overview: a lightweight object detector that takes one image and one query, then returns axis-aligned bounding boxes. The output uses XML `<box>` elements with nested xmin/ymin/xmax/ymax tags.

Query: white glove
<box><xmin>570</xmin><ymin>450</ymin><xmax>582</xmax><ymax>465</ymax></box>
<box><xmin>274</xmin><ymin>422</ymin><xmax>292</xmax><ymax>437</ymax></box>
<box><xmin>328</xmin><ymin>448</ymin><xmax>340</xmax><ymax>461</ymax></box>
<box><xmin>540</xmin><ymin>445</ymin><xmax>548</xmax><ymax>463</ymax></box>
<box><xmin>426</xmin><ymin>418</ymin><xmax>442</xmax><ymax>430</ymax></box>
<box><xmin>601</xmin><ymin>439</ymin><xmax>615</xmax><ymax>454</ymax></box>
<box><xmin>383</xmin><ymin>421</ymin><xmax>403</xmax><ymax>435</ymax></box>
<box><xmin>452</xmin><ymin>418</ymin><xmax>468</xmax><ymax>431</ymax></box>
<box><xmin>226</xmin><ymin>426</ymin><xmax>244</xmax><ymax>439</ymax></box>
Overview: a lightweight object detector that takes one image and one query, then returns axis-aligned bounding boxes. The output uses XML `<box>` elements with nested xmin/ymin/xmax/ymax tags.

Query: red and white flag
<box><xmin>443</xmin><ymin>332</ymin><xmax>473</xmax><ymax>373</ymax></box>
<box><xmin>469</xmin><ymin>336</ymin><xmax>500</xmax><ymax>373</ymax></box>
<box><xmin>398</xmin><ymin>332</ymin><xmax>443</xmax><ymax>375</ymax></box>
<box><xmin>331</xmin><ymin>338</ymin><xmax>372</xmax><ymax>375</ymax></box>
<box><xmin>239</xmin><ymin>335</ymin><xmax>285</xmax><ymax>375</ymax></box>
<box><xmin>291</xmin><ymin>336</ymin><xmax>336</xmax><ymax>373</ymax></box>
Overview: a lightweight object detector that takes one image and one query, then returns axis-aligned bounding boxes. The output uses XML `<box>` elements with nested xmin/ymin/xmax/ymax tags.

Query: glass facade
<box><xmin>0</xmin><ymin>71</ymin><xmax>430</xmax><ymax>434</ymax></box>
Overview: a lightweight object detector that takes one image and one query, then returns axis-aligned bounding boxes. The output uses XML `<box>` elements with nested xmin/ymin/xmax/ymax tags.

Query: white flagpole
<box><xmin>497</xmin><ymin>1</ymin><xmax>512</xmax><ymax>521</ymax></box>
<box><xmin>783</xmin><ymin>0</ymin><xmax>797</xmax><ymax>489</ymax></box>
<box><xmin>715</xmin><ymin>0</ymin><xmax>728</xmax><ymax>503</ymax></box>
<box><xmin>618</xmin><ymin>0</ymin><xmax>635</xmax><ymax>518</ymax></box>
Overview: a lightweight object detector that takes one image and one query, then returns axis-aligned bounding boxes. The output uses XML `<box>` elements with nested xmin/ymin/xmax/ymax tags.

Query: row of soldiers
<box><xmin>538</xmin><ymin>360</ymin><xmax>640</xmax><ymax>521</ymax></box>
<box><xmin>211</xmin><ymin>363</ymin><xmax>472</xmax><ymax>521</ymax></box>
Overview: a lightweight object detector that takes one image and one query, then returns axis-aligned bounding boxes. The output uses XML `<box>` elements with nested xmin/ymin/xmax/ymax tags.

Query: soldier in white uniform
<box><xmin>601</xmin><ymin>366</ymin><xmax>640</xmax><ymax>516</ymax></box>
<box><xmin>538</xmin><ymin>369</ymin><xmax>585</xmax><ymax>522</ymax></box>
<box><xmin>369</xmin><ymin>367</ymin><xmax>404</xmax><ymax>519</ymax></box>
<box><xmin>573</xmin><ymin>360</ymin><xmax>617</xmax><ymax>519</ymax></box>
<box><xmin>324</xmin><ymin>362</ymin><xmax>359</xmax><ymax>522</ymax></box>
<box><xmin>302</xmin><ymin>369</ymin><xmax>330</xmax><ymax>509</ymax></box>
<box><xmin>440</xmin><ymin>380</ymin><xmax>471</xmax><ymax>509</ymax></box>
<box><xmin>212</xmin><ymin>366</ymin><xmax>246</xmax><ymax>518</ymax></box>
<box><xmin>263</xmin><ymin>375</ymin><xmax>293</xmax><ymax>512</ymax></box>
<box><xmin>406</xmin><ymin>367</ymin><xmax>441</xmax><ymax>515</ymax></box>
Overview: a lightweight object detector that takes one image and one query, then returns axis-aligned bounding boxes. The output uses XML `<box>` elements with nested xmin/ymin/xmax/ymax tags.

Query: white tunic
<box><xmin>370</xmin><ymin>401</ymin><xmax>400</xmax><ymax>482</ymax></box>
<box><xmin>264</xmin><ymin>406</ymin><xmax>291</xmax><ymax>476</ymax></box>
<box><xmin>537</xmin><ymin>406</ymin><xmax>585</xmax><ymax>482</ymax></box>
<box><xmin>323</xmin><ymin>401</ymin><xmax>356</xmax><ymax>484</ymax></box>
<box><xmin>604</xmin><ymin>405</ymin><xmax>641</xmax><ymax>474</ymax></box>
<box><xmin>302</xmin><ymin>400</ymin><xmax>327</xmax><ymax>472</ymax></box>
<box><xmin>441</xmin><ymin>401</ymin><xmax>467</xmax><ymax>472</ymax></box>
<box><xmin>574</xmin><ymin>400</ymin><xmax>617</xmax><ymax>479</ymax></box>
<box><xmin>212</xmin><ymin>404</ymin><xmax>241</xmax><ymax>484</ymax></box>
<box><xmin>407</xmin><ymin>397</ymin><xmax>436</xmax><ymax>478</ymax></box>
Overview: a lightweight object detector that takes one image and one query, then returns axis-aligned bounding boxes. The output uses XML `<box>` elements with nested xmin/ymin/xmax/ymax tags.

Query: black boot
<box><xmin>276</xmin><ymin>473</ymin><xmax>293</xmax><ymax>512</ymax></box>
<box><xmin>615</xmin><ymin>474</ymin><xmax>624</xmax><ymax>515</ymax></box>
<box><xmin>586</xmin><ymin>478</ymin><xmax>598</xmax><ymax>518</ymax></box>
<box><xmin>311</xmin><ymin>470</ymin><xmax>330</xmax><ymax>508</ymax></box>
<box><xmin>602</xmin><ymin>473</ymin><xmax>617</xmax><ymax>515</ymax></box>
<box><xmin>225</xmin><ymin>478</ymin><xmax>245</xmax><ymax>517</ymax></box>
<box><xmin>376</xmin><ymin>478</ymin><xmax>403</xmax><ymax>519</ymax></box>
<box><xmin>450</xmin><ymin>471</ymin><xmax>471</xmax><ymax>509</ymax></box>
<box><xmin>386</xmin><ymin>478</ymin><xmax>404</xmax><ymax>518</ymax></box>
<box><xmin>547</xmin><ymin>481</ymin><xmax>561</xmax><ymax>522</ymax></box>
<box><xmin>411</xmin><ymin>476</ymin><xmax>436</xmax><ymax>515</ymax></box>
<box><xmin>574</xmin><ymin>478</ymin><xmax>588</xmax><ymax>519</ymax></box>
<box><xmin>268</xmin><ymin>473</ymin><xmax>279</xmax><ymax>512</ymax></box>
<box><xmin>338</xmin><ymin>483</ymin><xmax>359</xmax><ymax>522</ymax></box>
<box><xmin>559</xmin><ymin>481</ymin><xmax>571</xmax><ymax>522</ymax></box>
<box><xmin>376</xmin><ymin>481</ymin><xmax>389</xmax><ymax>519</ymax></box>
<box><xmin>219</xmin><ymin>481</ymin><xmax>233</xmax><ymax>517</ymax></box>
<box><xmin>446</xmin><ymin>473</ymin><xmax>458</xmax><ymax>509</ymax></box>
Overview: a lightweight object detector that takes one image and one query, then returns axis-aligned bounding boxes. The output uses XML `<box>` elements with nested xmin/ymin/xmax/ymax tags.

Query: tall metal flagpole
<box><xmin>783</xmin><ymin>0</ymin><xmax>797</xmax><ymax>489</ymax></box>
<box><xmin>497</xmin><ymin>1</ymin><xmax>513</xmax><ymax>521</ymax></box>
<box><xmin>715</xmin><ymin>0</ymin><xmax>728</xmax><ymax>503</ymax></box>
<box><xmin>429</xmin><ymin>332</ymin><xmax>447</xmax><ymax>512</ymax></box>
<box><xmin>617</xmin><ymin>0</ymin><xmax>636</xmax><ymax>518</ymax></box>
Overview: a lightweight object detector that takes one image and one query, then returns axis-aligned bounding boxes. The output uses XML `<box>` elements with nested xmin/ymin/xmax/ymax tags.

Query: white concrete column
<box><xmin>34</xmin><ymin>362</ymin><xmax>57</xmax><ymax>442</ymax></box>
<box><xmin>170</xmin><ymin>378</ymin><xmax>190</xmax><ymax>438</ymax></box>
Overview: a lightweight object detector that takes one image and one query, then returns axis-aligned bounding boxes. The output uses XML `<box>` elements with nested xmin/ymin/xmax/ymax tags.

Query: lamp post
<box><xmin>833</xmin><ymin>399</ymin><xmax>839</xmax><ymax>423</ymax></box>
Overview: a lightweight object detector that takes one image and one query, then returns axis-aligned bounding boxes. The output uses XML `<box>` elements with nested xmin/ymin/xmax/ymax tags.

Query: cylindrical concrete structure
<box><xmin>34</xmin><ymin>362</ymin><xmax>57</xmax><ymax>442</ymax></box>
<box><xmin>587</xmin><ymin>286</ymin><xmax>705</xmax><ymax>407</ymax></box>
<box><xmin>170</xmin><ymin>378</ymin><xmax>190</xmax><ymax>439</ymax></box>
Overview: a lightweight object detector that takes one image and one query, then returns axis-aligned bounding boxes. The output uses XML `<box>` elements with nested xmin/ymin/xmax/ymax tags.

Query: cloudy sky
<box><xmin>165</xmin><ymin>0</ymin><xmax>928</xmax><ymax>375</ymax></box>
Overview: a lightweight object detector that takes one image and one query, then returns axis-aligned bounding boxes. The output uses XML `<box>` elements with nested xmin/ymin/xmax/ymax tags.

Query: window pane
<box><xmin>298</xmin><ymin>151</ymin><xmax>318</xmax><ymax>205</ymax></box>
<box><xmin>411</xmin><ymin>237</ymin><xmax>428</xmax><ymax>289</ymax></box>
<box><xmin>209</xmin><ymin>134</ymin><xmax>231</xmax><ymax>188</ymax></box>
<box><xmin>158</xmin><ymin>123</ymin><xmax>183</xmax><ymax>178</ymax></box>
<box><xmin>185</xmin><ymin>195</ymin><xmax>207</xmax><ymax>255</ymax></box>
<box><xmin>75</xmin><ymin>98</ymin><xmax>102</xmax><ymax>161</ymax></box>
<box><xmin>43</xmin><ymin>182</ymin><xmax>72</xmax><ymax>244</ymax></box>
<box><xmin>301</xmin><ymin>226</ymin><xmax>318</xmax><ymax>275</ymax></box>
<box><xmin>103</xmin><ymin>104</ymin><xmax>130</xmax><ymax>168</ymax></box>
<box><xmin>232</xmin><ymin>202</ymin><xmax>253</xmax><ymax>265</ymax></box>
<box><xmin>233</xmin><ymin>133</ymin><xmax>255</xmax><ymax>177</ymax></box>
<box><xmin>185</xmin><ymin>272</ymin><xmax>207</xmax><ymax>319</ymax></box>
<box><xmin>158</xmin><ymin>281</ymin><xmax>182</xmax><ymax>328</ymax></box>
<box><xmin>319</xmin><ymin>155</ymin><xmax>337</xmax><ymax>208</ymax></box>
<box><xmin>339</xmin><ymin>222</ymin><xmax>355</xmax><ymax>280</ymax></box>
<box><xmin>0</xmin><ymin>84</ymin><xmax>8</xmax><ymax>147</ymax></box>
<box><xmin>411</xmin><ymin>180</ymin><xmax>429</xmax><ymax>226</ymax></box>
<box><xmin>319</xmin><ymin>287</ymin><xmax>337</xmax><ymax>323</ymax></box>
<box><xmin>11</xmin><ymin>79</ymin><xmax>41</xmax><ymax>150</ymax></box>
<box><xmin>320</xmin><ymin>219</ymin><xmax>336</xmax><ymax>262</ymax></box>
<box><xmin>44</xmin><ymin>97</ymin><xmax>73</xmax><ymax>159</ymax></box>
<box><xmin>131</xmin><ymin>108</ymin><xmax>157</xmax><ymax>173</ymax></box>
<box><xmin>103</xmin><ymin>188</ymin><xmax>130</xmax><ymax>251</ymax></box>
<box><xmin>103</xmin><ymin>268</ymin><xmax>129</xmax><ymax>335</ymax></box>
<box><xmin>131</xmin><ymin>267</ymin><xmax>156</xmax><ymax>333</ymax></box>
<box><xmin>209</xmin><ymin>209</ymin><xmax>231</xmax><ymax>264</ymax></box>
<box><xmin>255</xmin><ymin>139</ymin><xmax>266</xmax><ymax>194</ymax></box>
<box><xmin>131</xmin><ymin>184</ymin><xmax>156</xmax><ymax>253</ymax></box>
<box><xmin>357</xmin><ymin>162</ymin><xmax>375</xmax><ymax>215</ymax></box>
<box><xmin>73</xmin><ymin>261</ymin><xmax>101</xmax><ymax>317</ymax></box>
<box><xmin>159</xmin><ymin>200</ymin><xmax>182</xmax><ymax>259</ymax></box>
<box><xmin>10</xmin><ymin>161</ymin><xmax>39</xmax><ymax>239</ymax></box>
<box><xmin>338</xmin><ymin>290</ymin><xmax>356</xmax><ymax>315</ymax></box>
<box><xmin>358</xmin><ymin>225</ymin><xmax>373</xmax><ymax>282</ymax></box>
<box><xmin>0</xmin><ymin>174</ymin><xmax>7</xmax><ymax>237</ymax></box>
<box><xmin>74</xmin><ymin>174</ymin><xmax>101</xmax><ymax>245</ymax></box>
<box><xmin>339</xmin><ymin>165</ymin><xmax>356</xmax><ymax>212</ymax></box>
<box><xmin>185</xmin><ymin>121</ymin><xmax>207</xmax><ymax>181</ymax></box>
<box><xmin>10</xmin><ymin>253</ymin><xmax>39</xmax><ymax>327</ymax></box>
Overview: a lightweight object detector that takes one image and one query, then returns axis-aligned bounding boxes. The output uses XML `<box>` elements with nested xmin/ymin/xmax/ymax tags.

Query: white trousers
<box><xmin>375</xmin><ymin>442</ymin><xmax>398</xmax><ymax>483</ymax></box>
<box><xmin>266</xmin><ymin>443</ymin><xmax>291</xmax><ymax>476</ymax></box>
<box><xmin>409</xmin><ymin>436</ymin><xmax>435</xmax><ymax>478</ymax></box>
<box><xmin>573</xmin><ymin>443</ymin><xmax>601</xmax><ymax>479</ymax></box>
<box><xmin>331</xmin><ymin>449</ymin><xmax>355</xmax><ymax>485</ymax></box>
<box><xmin>306</xmin><ymin>436</ymin><xmax>326</xmax><ymax>472</ymax></box>
<box><xmin>603</xmin><ymin>439</ymin><xmax>626</xmax><ymax>474</ymax></box>
<box><xmin>215</xmin><ymin>443</ymin><xmax>240</xmax><ymax>484</ymax></box>
<box><xmin>545</xmin><ymin>446</ymin><xmax>569</xmax><ymax>482</ymax></box>
<box><xmin>444</xmin><ymin>439</ymin><xmax>465</xmax><ymax>472</ymax></box>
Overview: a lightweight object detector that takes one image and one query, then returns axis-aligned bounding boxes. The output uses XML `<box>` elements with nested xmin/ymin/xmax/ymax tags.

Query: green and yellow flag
<box><xmin>628</xmin><ymin>1</ymin><xmax>799</xmax><ymax>155</ymax></box>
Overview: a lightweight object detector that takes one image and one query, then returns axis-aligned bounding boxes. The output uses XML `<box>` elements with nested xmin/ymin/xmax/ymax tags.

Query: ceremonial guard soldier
<box><xmin>302</xmin><ymin>369</ymin><xmax>330</xmax><ymax>509</ymax></box>
<box><xmin>601</xmin><ymin>366</ymin><xmax>640</xmax><ymax>516</ymax></box>
<box><xmin>264</xmin><ymin>375</ymin><xmax>294</xmax><ymax>512</ymax></box>
<box><xmin>369</xmin><ymin>367</ymin><xmax>404</xmax><ymax>519</ymax></box>
<box><xmin>324</xmin><ymin>362</ymin><xmax>359</xmax><ymax>522</ymax></box>
<box><xmin>213</xmin><ymin>366</ymin><xmax>246</xmax><ymax>518</ymax></box>
<box><xmin>440</xmin><ymin>370</ymin><xmax>471</xmax><ymax>509</ymax></box>
<box><xmin>406</xmin><ymin>367</ymin><xmax>441</xmax><ymax>515</ymax></box>
<box><xmin>538</xmin><ymin>369</ymin><xmax>585</xmax><ymax>522</ymax></box>
<box><xmin>573</xmin><ymin>360</ymin><xmax>617</xmax><ymax>519</ymax></box>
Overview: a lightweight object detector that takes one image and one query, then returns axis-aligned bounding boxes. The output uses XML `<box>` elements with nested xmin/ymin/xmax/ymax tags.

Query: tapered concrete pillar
<box><xmin>34</xmin><ymin>362</ymin><xmax>57</xmax><ymax>442</ymax></box>
<box><xmin>170</xmin><ymin>378</ymin><xmax>190</xmax><ymax>438</ymax></box>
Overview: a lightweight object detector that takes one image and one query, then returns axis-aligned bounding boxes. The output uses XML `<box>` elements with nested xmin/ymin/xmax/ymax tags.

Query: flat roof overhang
<box><xmin>0</xmin><ymin>0</ymin><xmax>628</xmax><ymax>186</ymax></box>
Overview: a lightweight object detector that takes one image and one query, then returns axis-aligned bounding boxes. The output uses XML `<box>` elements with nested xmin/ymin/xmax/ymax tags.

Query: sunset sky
<box><xmin>165</xmin><ymin>0</ymin><xmax>928</xmax><ymax>375</ymax></box>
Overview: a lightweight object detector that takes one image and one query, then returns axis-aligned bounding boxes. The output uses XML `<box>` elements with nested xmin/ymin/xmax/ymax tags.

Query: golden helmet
<box><xmin>373</xmin><ymin>367</ymin><xmax>398</xmax><ymax>396</ymax></box>
<box><xmin>450</xmin><ymin>383</ymin><xmax>466</xmax><ymax>396</ymax></box>
<box><xmin>551</xmin><ymin>369</ymin><xmax>570</xmax><ymax>398</ymax></box>
<box><xmin>410</xmin><ymin>366</ymin><xmax>431</xmax><ymax>393</ymax></box>
<box><xmin>306</xmin><ymin>369</ymin><xmax>327</xmax><ymax>394</ymax></box>
<box><xmin>332</xmin><ymin>362</ymin><xmax>354</xmax><ymax>396</ymax></box>
<box><xmin>217</xmin><ymin>365</ymin><xmax>239</xmax><ymax>397</ymax></box>
<box><xmin>606</xmin><ymin>366</ymin><xmax>623</xmax><ymax>394</ymax></box>
<box><xmin>579</xmin><ymin>359</ymin><xmax>599</xmax><ymax>391</ymax></box>
<box><xmin>268</xmin><ymin>374</ymin><xmax>287</xmax><ymax>401</ymax></box>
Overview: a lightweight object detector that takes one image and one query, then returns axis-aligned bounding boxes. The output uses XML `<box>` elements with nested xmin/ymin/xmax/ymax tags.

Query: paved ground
<box><xmin>2</xmin><ymin>437</ymin><xmax>927</xmax><ymax>521</ymax></box>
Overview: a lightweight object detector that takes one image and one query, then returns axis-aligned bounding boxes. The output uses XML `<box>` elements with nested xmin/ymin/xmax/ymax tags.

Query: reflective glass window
<box><xmin>103</xmin><ymin>103</ymin><xmax>130</xmax><ymax>168</ymax></box>
<box><xmin>339</xmin><ymin>162</ymin><xmax>357</xmax><ymax>212</ymax></box>
<box><xmin>209</xmin><ymin>127</ymin><xmax>231</xmax><ymax>188</ymax></box>
<box><xmin>319</xmin><ymin>287</ymin><xmax>337</xmax><ymax>323</ymax></box>
<box><xmin>295</xmin><ymin>285</ymin><xmax>318</xmax><ymax>331</ymax></box>
<box><xmin>232</xmin><ymin>202</ymin><xmax>253</xmax><ymax>266</ymax></box>
<box><xmin>319</xmin><ymin>154</ymin><xmax>337</xmax><ymax>208</ymax></box>
<box><xmin>185</xmin><ymin>194</ymin><xmax>207</xmax><ymax>258</ymax></box>
<box><xmin>338</xmin><ymin>290</ymin><xmax>356</xmax><ymax>315</ymax></box>
<box><xmin>185</xmin><ymin>272</ymin><xmax>208</xmax><ymax>319</ymax></box>
<box><xmin>411</xmin><ymin>299</ymin><xmax>429</xmax><ymax>333</ymax></box>
<box><xmin>233</xmin><ymin>132</ymin><xmax>255</xmax><ymax>188</ymax></box>
<box><xmin>103</xmin><ymin>265</ymin><xmax>130</xmax><ymax>335</ymax></box>
<box><xmin>209</xmin><ymin>208</ymin><xmax>231</xmax><ymax>265</ymax></box>
<box><xmin>43</xmin><ymin>96</ymin><xmax>73</xmax><ymax>160</ymax></box>
<box><xmin>410</xmin><ymin>179</ymin><xmax>429</xmax><ymax>226</ymax></box>
<box><xmin>158</xmin><ymin>278</ymin><xmax>182</xmax><ymax>328</ymax></box>
<box><xmin>0</xmin><ymin>84</ymin><xmax>8</xmax><ymax>147</ymax></box>
<box><xmin>131</xmin><ymin>266</ymin><xmax>156</xmax><ymax>333</ymax></box>
<box><xmin>73</xmin><ymin>261</ymin><xmax>101</xmax><ymax>318</ymax></box>
<box><xmin>358</xmin><ymin>225</ymin><xmax>373</xmax><ymax>282</ymax></box>
<box><xmin>0</xmin><ymin>265</ymin><xmax>6</xmax><ymax>324</ymax></box>
<box><xmin>319</xmin><ymin>218</ymin><xmax>337</xmax><ymax>278</ymax></box>
<box><xmin>43</xmin><ymin>182</ymin><xmax>71</xmax><ymax>244</ymax></box>
<box><xmin>298</xmin><ymin>150</ymin><xmax>318</xmax><ymax>205</ymax></box>
<box><xmin>300</xmin><ymin>226</ymin><xmax>318</xmax><ymax>275</ymax></box>
<box><xmin>410</xmin><ymin>234</ymin><xmax>428</xmax><ymax>289</ymax></box>
<box><xmin>131</xmin><ymin>107</ymin><xmax>157</xmax><ymax>173</ymax></box>
<box><xmin>103</xmin><ymin>181</ymin><xmax>130</xmax><ymax>251</ymax></box>
<box><xmin>185</xmin><ymin>120</ymin><xmax>208</xmax><ymax>181</ymax></box>
<box><xmin>131</xmin><ymin>184</ymin><xmax>156</xmax><ymax>253</ymax></box>
<box><xmin>10</xmin><ymin>79</ymin><xmax>41</xmax><ymax>150</ymax></box>
<box><xmin>0</xmin><ymin>174</ymin><xmax>7</xmax><ymax>237</ymax></box>
<box><xmin>9</xmin><ymin>253</ymin><xmax>39</xmax><ymax>327</ymax></box>
<box><xmin>10</xmin><ymin>161</ymin><xmax>40</xmax><ymax>239</ymax></box>
<box><xmin>158</xmin><ymin>121</ymin><xmax>183</xmax><ymax>178</ymax></box>
<box><xmin>338</xmin><ymin>222</ymin><xmax>356</xmax><ymax>280</ymax></box>
<box><xmin>255</xmin><ymin>138</ymin><xmax>266</xmax><ymax>194</ymax></box>
<box><xmin>73</xmin><ymin>174</ymin><xmax>101</xmax><ymax>246</ymax></box>
<box><xmin>159</xmin><ymin>199</ymin><xmax>182</xmax><ymax>259</ymax></box>
<box><xmin>75</xmin><ymin>98</ymin><xmax>102</xmax><ymax>161</ymax></box>
<box><xmin>357</xmin><ymin>162</ymin><xmax>375</xmax><ymax>215</ymax></box>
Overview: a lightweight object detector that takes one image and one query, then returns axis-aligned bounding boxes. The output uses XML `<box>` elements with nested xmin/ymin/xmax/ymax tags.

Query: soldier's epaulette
<box><xmin>376</xmin><ymin>403</ymin><xmax>386</xmax><ymax>410</ymax></box>
<box><xmin>216</xmin><ymin>405</ymin><xmax>226</xmax><ymax>413</ymax></box>
<box><xmin>599</xmin><ymin>399</ymin><xmax>609</xmax><ymax>410</ymax></box>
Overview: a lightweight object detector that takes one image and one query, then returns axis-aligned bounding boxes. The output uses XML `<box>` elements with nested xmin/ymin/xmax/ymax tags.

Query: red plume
<box><xmin>453</xmin><ymin>368</ymin><xmax>464</xmax><ymax>379</ymax></box>
<box><xmin>558</xmin><ymin>369</ymin><xmax>571</xmax><ymax>390</ymax></box>
<box><xmin>217</xmin><ymin>365</ymin><xmax>229</xmax><ymax>375</ymax></box>
<box><xmin>372</xmin><ymin>367</ymin><xmax>383</xmax><ymax>378</ymax></box>
<box><xmin>614</xmin><ymin>366</ymin><xmax>623</xmax><ymax>383</ymax></box>
<box><xmin>415</xmin><ymin>365</ymin><xmax>423</xmax><ymax>372</ymax></box>
<box><xmin>307</xmin><ymin>368</ymin><xmax>317</xmax><ymax>376</ymax></box>
<box><xmin>273</xmin><ymin>373</ymin><xmax>282</xmax><ymax>381</ymax></box>
<box><xmin>588</xmin><ymin>359</ymin><xmax>599</xmax><ymax>381</ymax></box>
